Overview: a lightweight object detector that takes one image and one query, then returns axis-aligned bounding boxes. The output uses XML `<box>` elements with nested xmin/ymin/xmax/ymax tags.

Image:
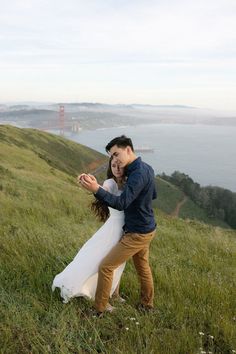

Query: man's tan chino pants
<box><xmin>95</xmin><ymin>230</ymin><xmax>156</xmax><ymax>312</ymax></box>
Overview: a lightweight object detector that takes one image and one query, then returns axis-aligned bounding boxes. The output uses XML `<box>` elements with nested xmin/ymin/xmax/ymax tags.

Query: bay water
<box><xmin>65</xmin><ymin>124</ymin><xmax>236</xmax><ymax>192</ymax></box>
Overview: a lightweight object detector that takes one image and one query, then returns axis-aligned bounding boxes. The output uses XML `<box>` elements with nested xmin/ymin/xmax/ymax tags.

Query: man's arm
<box><xmin>95</xmin><ymin>172</ymin><xmax>145</xmax><ymax>210</ymax></box>
<box><xmin>77</xmin><ymin>174</ymin><xmax>100</xmax><ymax>193</ymax></box>
<box><xmin>77</xmin><ymin>172</ymin><xmax>145</xmax><ymax>210</ymax></box>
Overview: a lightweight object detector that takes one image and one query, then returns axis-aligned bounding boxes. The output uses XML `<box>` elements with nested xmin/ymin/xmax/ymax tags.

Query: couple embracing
<box><xmin>52</xmin><ymin>135</ymin><xmax>157</xmax><ymax>316</ymax></box>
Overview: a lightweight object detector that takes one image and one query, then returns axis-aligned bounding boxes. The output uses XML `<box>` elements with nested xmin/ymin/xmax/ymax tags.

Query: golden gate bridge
<box><xmin>40</xmin><ymin>105</ymin><xmax>81</xmax><ymax>136</ymax></box>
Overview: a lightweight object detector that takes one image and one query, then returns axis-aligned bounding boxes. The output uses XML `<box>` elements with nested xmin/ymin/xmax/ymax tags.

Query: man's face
<box><xmin>109</xmin><ymin>145</ymin><xmax>130</xmax><ymax>168</ymax></box>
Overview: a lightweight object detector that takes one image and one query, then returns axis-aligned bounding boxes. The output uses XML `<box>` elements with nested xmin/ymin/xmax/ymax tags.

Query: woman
<box><xmin>52</xmin><ymin>159</ymin><xmax>126</xmax><ymax>305</ymax></box>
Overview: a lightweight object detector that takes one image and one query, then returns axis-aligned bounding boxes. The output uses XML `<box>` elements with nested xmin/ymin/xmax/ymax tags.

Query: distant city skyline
<box><xmin>1</xmin><ymin>0</ymin><xmax>236</xmax><ymax>112</ymax></box>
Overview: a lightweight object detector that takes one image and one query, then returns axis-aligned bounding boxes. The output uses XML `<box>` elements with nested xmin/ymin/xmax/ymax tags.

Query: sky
<box><xmin>0</xmin><ymin>0</ymin><xmax>236</xmax><ymax>111</ymax></box>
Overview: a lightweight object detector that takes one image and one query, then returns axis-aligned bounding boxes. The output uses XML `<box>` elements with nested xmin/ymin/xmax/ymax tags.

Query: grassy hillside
<box><xmin>153</xmin><ymin>177</ymin><xmax>184</xmax><ymax>214</ymax></box>
<box><xmin>0</xmin><ymin>125</ymin><xmax>107</xmax><ymax>176</ymax></box>
<box><xmin>179</xmin><ymin>198</ymin><xmax>229</xmax><ymax>228</ymax></box>
<box><xmin>0</xmin><ymin>126</ymin><xmax>236</xmax><ymax>354</ymax></box>
<box><xmin>155</xmin><ymin>177</ymin><xmax>229</xmax><ymax>228</ymax></box>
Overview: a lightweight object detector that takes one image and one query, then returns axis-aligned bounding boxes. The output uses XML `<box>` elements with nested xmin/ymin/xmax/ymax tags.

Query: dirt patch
<box><xmin>171</xmin><ymin>196</ymin><xmax>188</xmax><ymax>217</ymax></box>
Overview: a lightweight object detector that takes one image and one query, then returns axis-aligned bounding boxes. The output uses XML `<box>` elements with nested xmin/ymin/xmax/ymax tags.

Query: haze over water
<box><xmin>68</xmin><ymin>124</ymin><xmax>236</xmax><ymax>192</ymax></box>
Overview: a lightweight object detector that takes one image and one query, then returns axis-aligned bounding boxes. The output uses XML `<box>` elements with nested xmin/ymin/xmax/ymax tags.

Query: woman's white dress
<box><xmin>52</xmin><ymin>178</ymin><xmax>125</xmax><ymax>303</ymax></box>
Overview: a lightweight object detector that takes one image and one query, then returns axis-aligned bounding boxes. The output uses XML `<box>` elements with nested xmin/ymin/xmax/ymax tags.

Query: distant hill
<box><xmin>158</xmin><ymin>172</ymin><xmax>236</xmax><ymax>229</ymax></box>
<box><xmin>1</xmin><ymin>102</ymin><xmax>196</xmax><ymax>110</ymax></box>
<box><xmin>155</xmin><ymin>177</ymin><xmax>230</xmax><ymax>228</ymax></box>
<box><xmin>1</xmin><ymin>103</ymin><xmax>236</xmax><ymax>131</ymax></box>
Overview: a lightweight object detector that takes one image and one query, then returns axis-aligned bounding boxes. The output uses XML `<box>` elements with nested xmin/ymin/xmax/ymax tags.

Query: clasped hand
<box><xmin>77</xmin><ymin>173</ymin><xmax>100</xmax><ymax>193</ymax></box>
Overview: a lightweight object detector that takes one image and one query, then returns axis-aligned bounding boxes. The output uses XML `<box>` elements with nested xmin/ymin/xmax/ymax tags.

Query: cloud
<box><xmin>0</xmin><ymin>0</ymin><xmax>236</xmax><ymax>108</ymax></box>
<box><xmin>1</xmin><ymin>0</ymin><xmax>235</xmax><ymax>61</ymax></box>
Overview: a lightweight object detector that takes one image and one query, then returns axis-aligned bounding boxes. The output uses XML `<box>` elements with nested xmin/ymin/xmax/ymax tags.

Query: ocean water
<box><xmin>66</xmin><ymin>124</ymin><xmax>236</xmax><ymax>192</ymax></box>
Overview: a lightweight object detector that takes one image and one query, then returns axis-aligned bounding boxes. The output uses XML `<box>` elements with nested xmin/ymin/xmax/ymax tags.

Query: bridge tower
<box><xmin>59</xmin><ymin>105</ymin><xmax>65</xmax><ymax>136</ymax></box>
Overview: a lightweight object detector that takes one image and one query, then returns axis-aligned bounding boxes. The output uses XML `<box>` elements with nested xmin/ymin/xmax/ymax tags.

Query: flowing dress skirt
<box><xmin>52</xmin><ymin>208</ymin><xmax>125</xmax><ymax>303</ymax></box>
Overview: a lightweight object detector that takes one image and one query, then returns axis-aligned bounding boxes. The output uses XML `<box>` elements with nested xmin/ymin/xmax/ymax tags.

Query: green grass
<box><xmin>153</xmin><ymin>177</ymin><xmax>184</xmax><ymax>214</ymax></box>
<box><xmin>0</xmin><ymin>125</ymin><xmax>107</xmax><ymax>176</ymax></box>
<box><xmin>180</xmin><ymin>198</ymin><xmax>230</xmax><ymax>228</ymax></box>
<box><xmin>1</xmin><ymin>126</ymin><xmax>236</xmax><ymax>353</ymax></box>
<box><xmin>155</xmin><ymin>177</ymin><xmax>230</xmax><ymax>228</ymax></box>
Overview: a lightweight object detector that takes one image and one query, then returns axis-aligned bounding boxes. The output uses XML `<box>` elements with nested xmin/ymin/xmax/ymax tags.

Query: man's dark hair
<box><xmin>105</xmin><ymin>135</ymin><xmax>134</xmax><ymax>153</ymax></box>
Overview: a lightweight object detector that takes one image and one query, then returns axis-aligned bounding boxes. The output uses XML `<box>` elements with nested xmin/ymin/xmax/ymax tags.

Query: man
<box><xmin>78</xmin><ymin>135</ymin><xmax>157</xmax><ymax>315</ymax></box>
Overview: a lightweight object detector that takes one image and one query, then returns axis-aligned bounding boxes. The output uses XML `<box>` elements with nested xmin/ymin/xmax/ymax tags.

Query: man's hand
<box><xmin>77</xmin><ymin>174</ymin><xmax>100</xmax><ymax>193</ymax></box>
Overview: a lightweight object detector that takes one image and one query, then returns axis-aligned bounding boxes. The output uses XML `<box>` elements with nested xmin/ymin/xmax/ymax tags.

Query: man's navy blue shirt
<box><xmin>95</xmin><ymin>157</ymin><xmax>157</xmax><ymax>234</ymax></box>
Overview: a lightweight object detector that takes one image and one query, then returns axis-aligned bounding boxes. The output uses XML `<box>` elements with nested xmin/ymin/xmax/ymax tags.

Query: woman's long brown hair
<box><xmin>91</xmin><ymin>158</ymin><xmax>123</xmax><ymax>222</ymax></box>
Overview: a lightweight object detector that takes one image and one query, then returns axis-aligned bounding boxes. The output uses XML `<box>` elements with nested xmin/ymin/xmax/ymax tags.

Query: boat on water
<box><xmin>135</xmin><ymin>147</ymin><xmax>154</xmax><ymax>153</ymax></box>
